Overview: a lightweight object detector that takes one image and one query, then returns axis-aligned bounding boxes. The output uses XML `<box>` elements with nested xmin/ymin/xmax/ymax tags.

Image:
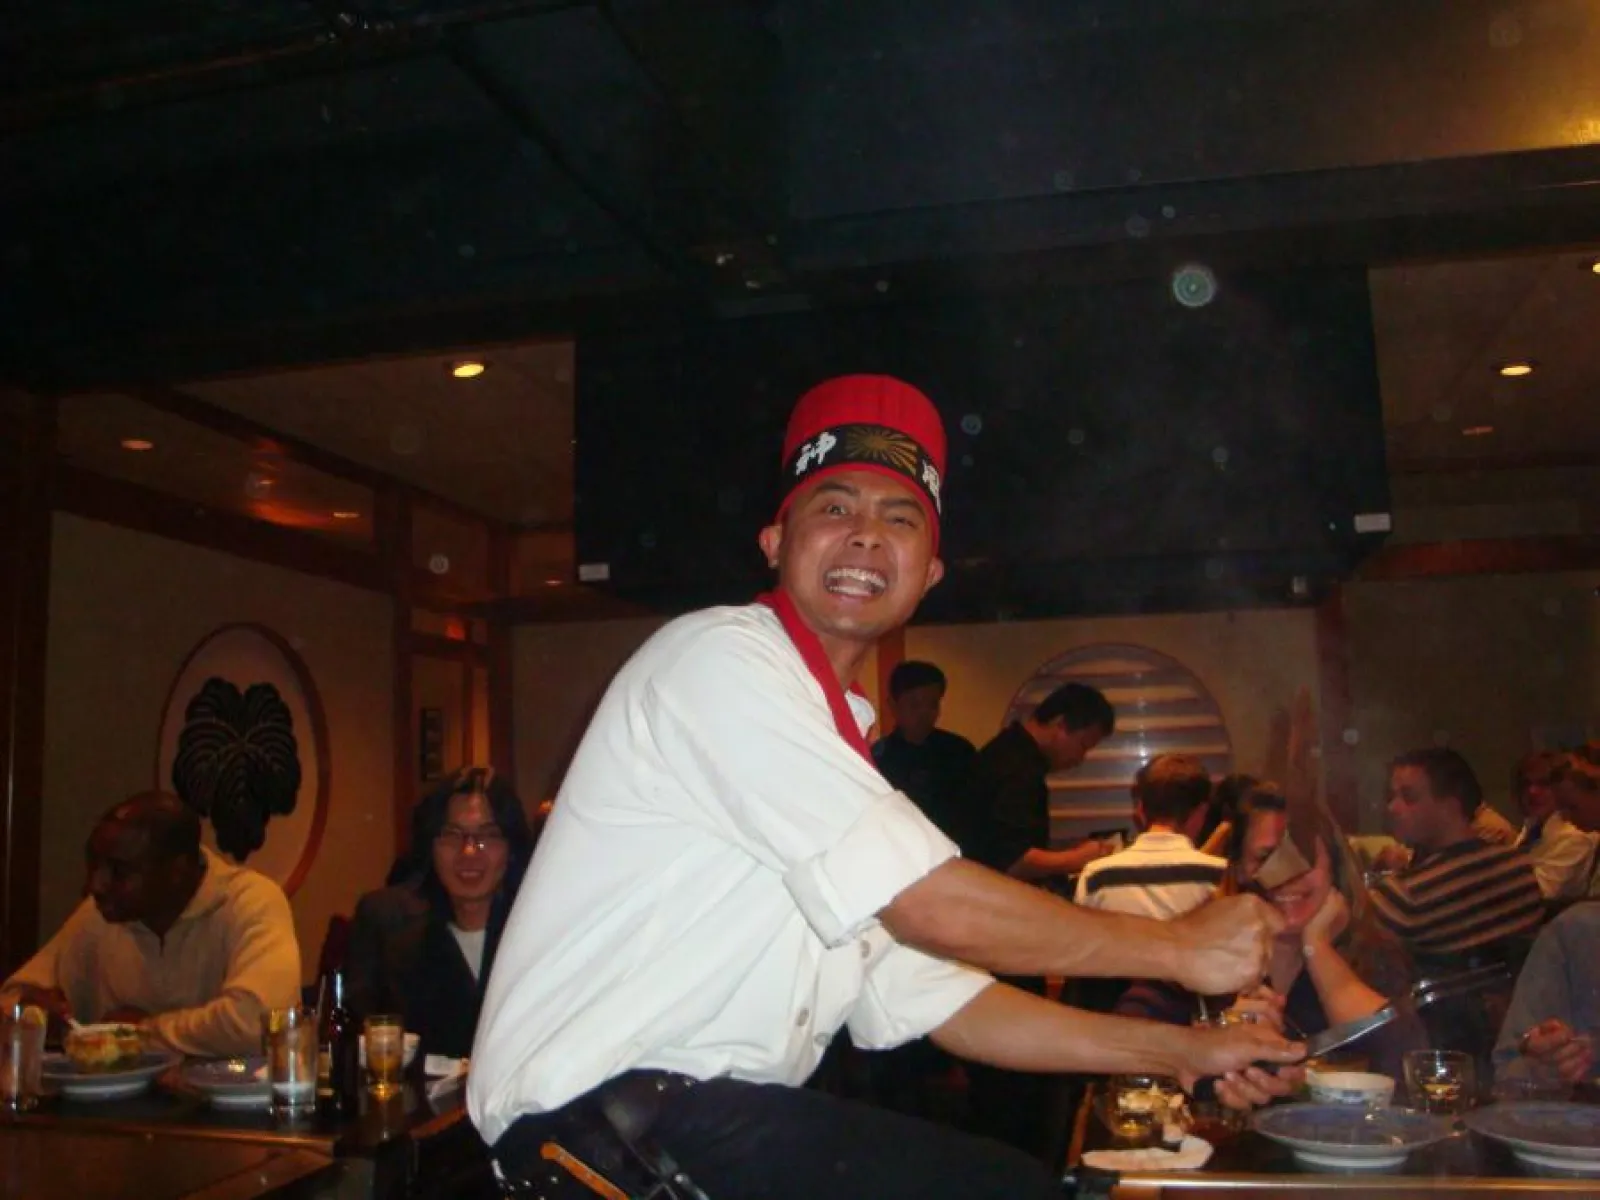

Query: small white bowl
<box><xmin>358</xmin><ymin>1031</ymin><xmax>420</xmax><ymax>1070</ymax></box>
<box><xmin>1307</xmin><ymin>1068</ymin><xmax>1395</xmax><ymax>1107</ymax></box>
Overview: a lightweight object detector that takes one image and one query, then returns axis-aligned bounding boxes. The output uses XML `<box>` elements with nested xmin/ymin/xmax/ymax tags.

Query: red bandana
<box><xmin>756</xmin><ymin>589</ymin><xmax>873</xmax><ymax>763</ymax></box>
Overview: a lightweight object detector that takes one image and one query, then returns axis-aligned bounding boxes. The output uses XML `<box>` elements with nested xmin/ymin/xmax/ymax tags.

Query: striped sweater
<box><xmin>1370</xmin><ymin>838</ymin><xmax>1543</xmax><ymax>960</ymax></box>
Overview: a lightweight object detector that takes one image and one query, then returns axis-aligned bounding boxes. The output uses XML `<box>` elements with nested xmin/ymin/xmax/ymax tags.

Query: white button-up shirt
<box><xmin>469</xmin><ymin>605</ymin><xmax>991</xmax><ymax>1145</ymax></box>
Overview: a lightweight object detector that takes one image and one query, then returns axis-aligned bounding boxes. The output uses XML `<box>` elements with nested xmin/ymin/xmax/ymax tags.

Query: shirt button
<box><xmin>795</xmin><ymin>1008</ymin><xmax>810</xmax><ymax>1026</ymax></box>
<box><xmin>814</xmin><ymin>1033</ymin><xmax>830</xmax><ymax>1047</ymax></box>
<box><xmin>859</xmin><ymin>940</ymin><xmax>871</xmax><ymax>960</ymax></box>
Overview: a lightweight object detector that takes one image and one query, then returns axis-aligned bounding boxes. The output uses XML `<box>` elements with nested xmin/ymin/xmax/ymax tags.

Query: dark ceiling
<box><xmin>5</xmin><ymin>1</ymin><xmax>1600</xmax><ymax>391</ymax></box>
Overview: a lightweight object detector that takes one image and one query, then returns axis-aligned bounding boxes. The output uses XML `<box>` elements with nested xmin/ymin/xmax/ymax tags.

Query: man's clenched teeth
<box><xmin>824</xmin><ymin>567</ymin><xmax>888</xmax><ymax>597</ymax></box>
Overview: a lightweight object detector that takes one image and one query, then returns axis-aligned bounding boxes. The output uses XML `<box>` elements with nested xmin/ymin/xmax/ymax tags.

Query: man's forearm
<box><xmin>1010</xmin><ymin>843</ymin><xmax>1101</xmax><ymax>881</ymax></box>
<box><xmin>882</xmin><ymin>858</ymin><xmax>1178</xmax><ymax>980</ymax></box>
<box><xmin>932</xmin><ymin>981</ymin><xmax>1194</xmax><ymax>1076</ymax></box>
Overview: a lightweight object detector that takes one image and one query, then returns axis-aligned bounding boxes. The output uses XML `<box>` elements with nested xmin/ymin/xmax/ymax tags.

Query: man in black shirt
<box><xmin>873</xmin><ymin>661</ymin><xmax>979</xmax><ymax>851</ymax></box>
<box><xmin>966</xmin><ymin>681</ymin><xmax>1117</xmax><ymax>1161</ymax></box>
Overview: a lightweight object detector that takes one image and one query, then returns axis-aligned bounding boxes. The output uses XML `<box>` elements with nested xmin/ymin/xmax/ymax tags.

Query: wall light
<box><xmin>1497</xmin><ymin>361</ymin><xmax>1534</xmax><ymax>378</ymax></box>
<box><xmin>450</xmin><ymin>359</ymin><xmax>487</xmax><ymax>379</ymax></box>
<box><xmin>1461</xmin><ymin>425</ymin><xmax>1495</xmax><ymax>437</ymax></box>
<box><xmin>1589</xmin><ymin>258</ymin><xmax>1600</xmax><ymax>275</ymax></box>
<box><xmin>331</xmin><ymin>510</ymin><xmax>361</xmax><ymax>520</ymax></box>
<box><xmin>120</xmin><ymin>437</ymin><xmax>155</xmax><ymax>451</ymax></box>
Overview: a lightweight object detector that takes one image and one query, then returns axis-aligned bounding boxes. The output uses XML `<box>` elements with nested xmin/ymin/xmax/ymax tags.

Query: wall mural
<box><xmin>156</xmin><ymin>624</ymin><xmax>330</xmax><ymax>896</ymax></box>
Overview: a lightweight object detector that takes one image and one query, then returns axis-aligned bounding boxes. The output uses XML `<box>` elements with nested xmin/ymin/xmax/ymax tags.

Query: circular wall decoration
<box><xmin>1003</xmin><ymin>643</ymin><xmax>1233</xmax><ymax>840</ymax></box>
<box><xmin>155</xmin><ymin>624</ymin><xmax>330</xmax><ymax>896</ymax></box>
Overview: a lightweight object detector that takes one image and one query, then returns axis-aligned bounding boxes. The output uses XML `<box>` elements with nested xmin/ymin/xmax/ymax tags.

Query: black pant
<box><xmin>496</xmin><ymin>1075</ymin><xmax>1061</xmax><ymax>1200</ymax></box>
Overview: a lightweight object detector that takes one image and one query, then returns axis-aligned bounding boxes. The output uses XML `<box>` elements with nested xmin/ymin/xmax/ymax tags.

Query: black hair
<box><xmin>1390</xmin><ymin>747</ymin><xmax>1483</xmax><ymax>819</ymax></box>
<box><xmin>888</xmin><ymin>660</ymin><xmax>947</xmax><ymax>699</ymax></box>
<box><xmin>1033</xmin><ymin>682</ymin><xmax>1115</xmax><ymax>736</ymax></box>
<box><xmin>391</xmin><ymin>767</ymin><xmax>535</xmax><ymax>909</ymax></box>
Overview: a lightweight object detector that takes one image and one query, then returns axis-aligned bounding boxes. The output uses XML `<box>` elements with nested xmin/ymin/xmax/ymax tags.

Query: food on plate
<box><xmin>64</xmin><ymin>1023</ymin><xmax>144</xmax><ymax>1072</ymax></box>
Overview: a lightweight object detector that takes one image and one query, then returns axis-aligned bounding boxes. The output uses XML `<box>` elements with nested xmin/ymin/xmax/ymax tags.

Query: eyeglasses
<box><xmin>434</xmin><ymin>826</ymin><xmax>507</xmax><ymax>853</ymax></box>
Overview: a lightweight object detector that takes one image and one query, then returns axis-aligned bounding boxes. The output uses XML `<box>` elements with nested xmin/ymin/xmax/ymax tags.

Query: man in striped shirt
<box><xmin>1371</xmin><ymin>747</ymin><xmax>1543</xmax><ymax>972</ymax></box>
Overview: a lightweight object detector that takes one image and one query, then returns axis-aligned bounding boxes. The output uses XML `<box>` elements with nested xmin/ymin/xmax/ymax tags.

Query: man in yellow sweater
<box><xmin>2</xmin><ymin>791</ymin><xmax>301</xmax><ymax>1058</ymax></box>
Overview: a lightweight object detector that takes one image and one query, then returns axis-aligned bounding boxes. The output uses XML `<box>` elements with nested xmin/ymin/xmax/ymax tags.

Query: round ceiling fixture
<box><xmin>331</xmin><ymin>510</ymin><xmax>361</xmax><ymax>520</ymax></box>
<box><xmin>1461</xmin><ymin>425</ymin><xmax>1495</xmax><ymax>437</ymax></box>
<box><xmin>1497</xmin><ymin>361</ymin><xmax>1534</xmax><ymax>378</ymax></box>
<box><xmin>450</xmin><ymin>359</ymin><xmax>487</xmax><ymax>379</ymax></box>
<box><xmin>120</xmin><ymin>437</ymin><xmax>155</xmax><ymax>451</ymax></box>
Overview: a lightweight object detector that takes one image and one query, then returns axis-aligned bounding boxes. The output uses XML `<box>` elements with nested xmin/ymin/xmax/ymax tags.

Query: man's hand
<box><xmin>1168</xmin><ymin>895</ymin><xmax>1284</xmax><ymax>995</ymax></box>
<box><xmin>1371</xmin><ymin>844</ymin><xmax>1410</xmax><ymax>873</ymax></box>
<box><xmin>1177</xmin><ymin>1021</ymin><xmax>1305</xmax><ymax>1109</ymax></box>
<box><xmin>1226</xmin><ymin>984</ymin><xmax>1287</xmax><ymax>1034</ymax></box>
<box><xmin>1520</xmin><ymin>1019</ymin><xmax>1595</xmax><ymax>1084</ymax></box>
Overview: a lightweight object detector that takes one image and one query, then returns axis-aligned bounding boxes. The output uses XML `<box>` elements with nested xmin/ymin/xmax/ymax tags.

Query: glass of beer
<box><xmin>1404</xmin><ymin>1049</ymin><xmax>1476</xmax><ymax>1119</ymax></box>
<box><xmin>363</xmin><ymin>1014</ymin><xmax>404</xmax><ymax>1100</ymax></box>
<box><xmin>0</xmin><ymin>1001</ymin><xmax>46</xmax><ymax>1112</ymax></box>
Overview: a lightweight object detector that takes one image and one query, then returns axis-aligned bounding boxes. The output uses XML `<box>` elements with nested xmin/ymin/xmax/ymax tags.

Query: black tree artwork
<box><xmin>171</xmin><ymin>676</ymin><xmax>302</xmax><ymax>860</ymax></box>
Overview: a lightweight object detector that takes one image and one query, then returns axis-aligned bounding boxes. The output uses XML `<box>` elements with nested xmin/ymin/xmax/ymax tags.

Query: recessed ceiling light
<box><xmin>1462</xmin><ymin>425</ymin><xmax>1495</xmax><ymax>437</ymax></box>
<box><xmin>543</xmin><ymin>578</ymin><xmax>564</xmax><ymax>587</ymax></box>
<box><xmin>450</xmin><ymin>359</ymin><xmax>486</xmax><ymax>379</ymax></box>
<box><xmin>1588</xmin><ymin>258</ymin><xmax>1600</xmax><ymax>275</ymax></box>
<box><xmin>1498</xmin><ymin>361</ymin><xmax>1534</xmax><ymax>378</ymax></box>
<box><xmin>331</xmin><ymin>510</ymin><xmax>361</xmax><ymax>520</ymax></box>
<box><xmin>120</xmin><ymin>437</ymin><xmax>154</xmax><ymax>451</ymax></box>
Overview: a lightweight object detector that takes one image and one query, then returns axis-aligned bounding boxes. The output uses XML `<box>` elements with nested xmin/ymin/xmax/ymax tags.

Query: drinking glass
<box><xmin>262</xmin><ymin>1005</ymin><xmax>318</xmax><ymax>1119</ymax></box>
<box><xmin>1404</xmin><ymin>1049</ymin><xmax>1476</xmax><ymax>1118</ymax></box>
<box><xmin>0</xmin><ymin>1001</ymin><xmax>46</xmax><ymax>1112</ymax></box>
<box><xmin>364</xmin><ymin>1014</ymin><xmax>404</xmax><ymax>1100</ymax></box>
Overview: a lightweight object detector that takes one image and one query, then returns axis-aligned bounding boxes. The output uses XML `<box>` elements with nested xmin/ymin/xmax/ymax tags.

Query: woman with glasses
<box><xmin>346</xmin><ymin>767</ymin><xmax>534</xmax><ymax>1058</ymax></box>
<box><xmin>1117</xmin><ymin>784</ymin><xmax>1420</xmax><ymax>1078</ymax></box>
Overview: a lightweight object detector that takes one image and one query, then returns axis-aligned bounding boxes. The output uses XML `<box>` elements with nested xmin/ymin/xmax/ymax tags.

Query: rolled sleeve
<box><xmin>847</xmin><ymin>942</ymin><xmax>992</xmax><ymax>1050</ymax></box>
<box><xmin>785</xmin><ymin>791</ymin><xmax>961</xmax><ymax>948</ymax></box>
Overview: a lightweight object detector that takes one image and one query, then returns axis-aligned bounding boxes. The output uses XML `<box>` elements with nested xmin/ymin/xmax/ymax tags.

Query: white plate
<box><xmin>1466</xmin><ymin>1103</ymin><xmax>1600</xmax><ymax>1176</ymax></box>
<box><xmin>42</xmin><ymin>1051</ymin><xmax>177</xmax><ymax>1102</ymax></box>
<box><xmin>182</xmin><ymin>1056</ymin><xmax>272</xmax><ymax>1110</ymax></box>
<box><xmin>1253</xmin><ymin>1103</ymin><xmax>1454</xmax><ymax>1172</ymax></box>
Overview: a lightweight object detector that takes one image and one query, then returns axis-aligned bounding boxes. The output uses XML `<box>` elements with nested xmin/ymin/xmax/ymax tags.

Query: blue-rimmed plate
<box><xmin>1253</xmin><ymin>1102</ymin><xmax>1454</xmax><ymax>1171</ymax></box>
<box><xmin>182</xmin><ymin>1056</ymin><xmax>272</xmax><ymax>1110</ymax></box>
<box><xmin>1466</xmin><ymin>1103</ymin><xmax>1600</xmax><ymax>1176</ymax></box>
<box><xmin>42</xmin><ymin>1051</ymin><xmax>177</xmax><ymax>1102</ymax></box>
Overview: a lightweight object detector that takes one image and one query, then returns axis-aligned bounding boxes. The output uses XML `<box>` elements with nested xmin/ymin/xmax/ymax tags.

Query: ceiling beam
<box><xmin>1356</xmin><ymin>536</ymin><xmax>1600</xmax><ymax>583</ymax></box>
<box><xmin>127</xmin><ymin>384</ymin><xmax>507</xmax><ymax>530</ymax></box>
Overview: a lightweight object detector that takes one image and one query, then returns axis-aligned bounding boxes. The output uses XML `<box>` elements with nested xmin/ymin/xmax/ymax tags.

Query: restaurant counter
<box><xmin>1067</xmin><ymin>1083</ymin><xmax>1600</xmax><ymax>1199</ymax></box>
<box><xmin>0</xmin><ymin>1069</ymin><xmax>493</xmax><ymax>1200</ymax></box>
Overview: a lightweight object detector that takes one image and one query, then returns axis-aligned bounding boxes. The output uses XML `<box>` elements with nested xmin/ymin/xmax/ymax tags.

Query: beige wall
<box><xmin>42</xmin><ymin>514</ymin><xmax>395</xmax><ymax>982</ymax></box>
<box><xmin>1343</xmin><ymin>570</ymin><xmax>1600</xmax><ymax>832</ymax></box>
<box><xmin>909</xmin><ymin>606</ymin><xmax>1321</xmax><ymax>793</ymax></box>
<box><xmin>510</xmin><ymin>609</ymin><xmax>888</xmax><ymax>803</ymax></box>
<box><xmin>513</xmin><ymin>617</ymin><xmax>668</xmax><ymax>801</ymax></box>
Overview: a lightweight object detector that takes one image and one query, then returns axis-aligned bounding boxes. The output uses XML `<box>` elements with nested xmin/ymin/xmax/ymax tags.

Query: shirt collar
<box><xmin>175</xmin><ymin>846</ymin><xmax>229</xmax><ymax>923</ymax></box>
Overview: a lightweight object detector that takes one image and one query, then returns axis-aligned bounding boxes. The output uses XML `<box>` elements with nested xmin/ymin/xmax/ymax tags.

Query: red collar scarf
<box><xmin>756</xmin><ymin>589</ymin><xmax>874</xmax><ymax>764</ymax></box>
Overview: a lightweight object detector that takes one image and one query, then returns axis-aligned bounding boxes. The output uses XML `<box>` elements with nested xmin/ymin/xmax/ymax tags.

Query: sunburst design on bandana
<box><xmin>842</xmin><ymin>425</ymin><xmax>920</xmax><ymax>475</ymax></box>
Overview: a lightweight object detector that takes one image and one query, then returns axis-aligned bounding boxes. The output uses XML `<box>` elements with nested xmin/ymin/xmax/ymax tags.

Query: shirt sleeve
<box><xmin>0</xmin><ymin>901</ymin><xmax>100</xmax><ymax>1018</ymax></box>
<box><xmin>967</xmin><ymin>753</ymin><xmax>1040</xmax><ymax>874</ymax></box>
<box><xmin>1368</xmin><ymin>874</ymin><xmax>1424</xmax><ymax>942</ymax></box>
<box><xmin>145</xmin><ymin>875</ymin><xmax>303</xmax><ymax>1058</ymax></box>
<box><xmin>1493</xmin><ymin>913</ymin><xmax>1574</xmax><ymax>1072</ymax></box>
<box><xmin>646</xmin><ymin>623</ymin><xmax>960</xmax><ymax>949</ymax></box>
<box><xmin>343</xmin><ymin>893</ymin><xmax>389</xmax><ymax>1020</ymax></box>
<box><xmin>846</xmin><ymin>943</ymin><xmax>992</xmax><ymax>1050</ymax></box>
<box><xmin>1531</xmin><ymin>829</ymin><xmax>1598</xmax><ymax>900</ymax></box>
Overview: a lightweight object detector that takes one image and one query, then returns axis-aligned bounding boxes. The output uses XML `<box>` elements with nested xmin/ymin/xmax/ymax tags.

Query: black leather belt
<box><xmin>494</xmin><ymin>1070</ymin><xmax>708</xmax><ymax>1200</ymax></box>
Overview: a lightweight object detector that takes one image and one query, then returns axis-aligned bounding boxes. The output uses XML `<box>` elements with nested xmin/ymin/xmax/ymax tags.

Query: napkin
<box><xmin>424</xmin><ymin>1057</ymin><xmax>468</xmax><ymax>1104</ymax></box>
<box><xmin>1083</xmin><ymin>1135</ymin><xmax>1214</xmax><ymax>1173</ymax></box>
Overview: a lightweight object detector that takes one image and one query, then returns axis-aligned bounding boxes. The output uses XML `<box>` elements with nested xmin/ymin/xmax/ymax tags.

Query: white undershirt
<box><xmin>450</xmin><ymin>924</ymin><xmax>487</xmax><ymax>980</ymax></box>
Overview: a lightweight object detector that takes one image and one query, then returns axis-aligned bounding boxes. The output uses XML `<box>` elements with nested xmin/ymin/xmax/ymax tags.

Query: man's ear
<box><xmin>757</xmin><ymin>524</ymin><xmax>782</xmax><ymax>570</ymax></box>
<box><xmin>922</xmin><ymin>556</ymin><xmax>945</xmax><ymax>593</ymax></box>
